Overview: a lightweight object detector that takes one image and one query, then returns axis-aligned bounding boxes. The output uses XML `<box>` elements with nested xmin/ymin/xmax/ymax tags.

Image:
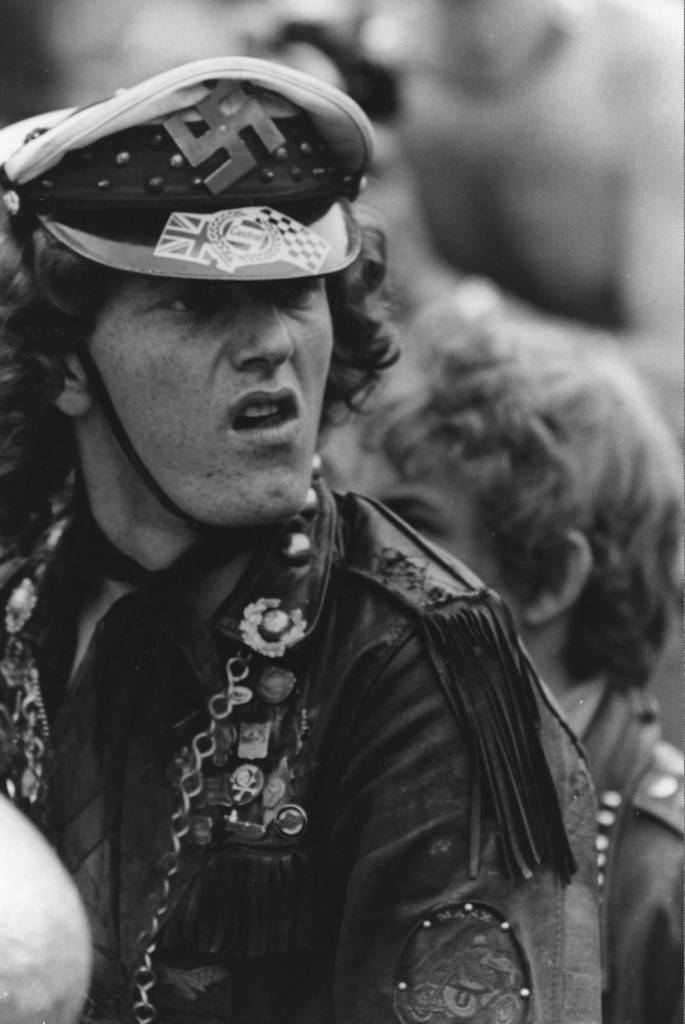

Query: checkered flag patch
<box><xmin>260</xmin><ymin>208</ymin><xmax>330</xmax><ymax>273</ymax></box>
<box><xmin>154</xmin><ymin>207</ymin><xmax>330</xmax><ymax>275</ymax></box>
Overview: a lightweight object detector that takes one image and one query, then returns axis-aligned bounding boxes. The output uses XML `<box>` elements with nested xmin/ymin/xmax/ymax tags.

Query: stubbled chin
<box><xmin>201</xmin><ymin>480</ymin><xmax>310</xmax><ymax>528</ymax></box>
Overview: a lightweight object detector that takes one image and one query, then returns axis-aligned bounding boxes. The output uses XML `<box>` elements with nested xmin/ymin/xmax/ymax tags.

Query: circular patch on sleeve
<box><xmin>393</xmin><ymin>902</ymin><xmax>532</xmax><ymax>1024</ymax></box>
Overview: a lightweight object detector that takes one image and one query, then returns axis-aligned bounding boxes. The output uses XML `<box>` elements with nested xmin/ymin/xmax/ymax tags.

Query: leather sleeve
<box><xmin>325</xmin><ymin>624</ymin><xmax>602</xmax><ymax>1024</ymax></box>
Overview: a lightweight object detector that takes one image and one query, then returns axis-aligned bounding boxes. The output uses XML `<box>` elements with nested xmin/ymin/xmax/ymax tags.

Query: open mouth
<box><xmin>232</xmin><ymin>392</ymin><xmax>298</xmax><ymax>432</ymax></box>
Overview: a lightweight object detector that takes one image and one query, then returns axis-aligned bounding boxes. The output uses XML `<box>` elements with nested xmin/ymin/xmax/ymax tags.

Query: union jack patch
<box><xmin>153</xmin><ymin>207</ymin><xmax>330</xmax><ymax>275</ymax></box>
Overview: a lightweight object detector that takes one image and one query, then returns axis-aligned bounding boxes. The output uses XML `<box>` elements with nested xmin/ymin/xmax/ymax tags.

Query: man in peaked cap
<box><xmin>0</xmin><ymin>59</ymin><xmax>601</xmax><ymax>1023</ymax></box>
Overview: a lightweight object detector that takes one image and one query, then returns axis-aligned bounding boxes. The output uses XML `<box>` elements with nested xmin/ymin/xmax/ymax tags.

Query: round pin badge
<box><xmin>274</xmin><ymin>803</ymin><xmax>308</xmax><ymax>838</ymax></box>
<box><xmin>229</xmin><ymin>763</ymin><xmax>264</xmax><ymax>806</ymax></box>
<box><xmin>257</xmin><ymin>667</ymin><xmax>297</xmax><ymax>705</ymax></box>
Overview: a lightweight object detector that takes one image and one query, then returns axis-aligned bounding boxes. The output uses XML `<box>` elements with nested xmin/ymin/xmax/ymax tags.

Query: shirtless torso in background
<box><xmin>398</xmin><ymin>0</ymin><xmax>683</xmax><ymax>346</ymax></box>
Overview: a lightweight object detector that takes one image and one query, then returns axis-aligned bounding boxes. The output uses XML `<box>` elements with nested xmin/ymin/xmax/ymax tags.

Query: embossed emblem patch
<box><xmin>159</xmin><ymin>963</ymin><xmax>230</xmax><ymax>1003</ymax></box>
<box><xmin>153</xmin><ymin>207</ymin><xmax>330</xmax><ymax>275</ymax></box>
<box><xmin>393</xmin><ymin>903</ymin><xmax>532</xmax><ymax>1024</ymax></box>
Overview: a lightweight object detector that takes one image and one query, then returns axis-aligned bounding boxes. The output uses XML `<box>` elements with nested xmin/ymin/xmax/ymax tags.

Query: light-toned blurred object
<box><xmin>0</xmin><ymin>793</ymin><xmax>91</xmax><ymax>1024</ymax></box>
<box><xmin>393</xmin><ymin>0</ymin><xmax>684</xmax><ymax>423</ymax></box>
<box><xmin>47</xmin><ymin>0</ymin><xmax>276</xmax><ymax>105</ymax></box>
<box><xmin>0</xmin><ymin>0</ymin><xmax>56</xmax><ymax>125</ymax></box>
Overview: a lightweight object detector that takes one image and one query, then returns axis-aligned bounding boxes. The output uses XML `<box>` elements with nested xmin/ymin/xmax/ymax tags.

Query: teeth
<box><xmin>242</xmin><ymin>402</ymin><xmax>279</xmax><ymax>419</ymax></box>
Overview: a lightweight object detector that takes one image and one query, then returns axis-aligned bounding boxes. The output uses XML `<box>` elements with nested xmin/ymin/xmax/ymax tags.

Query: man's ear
<box><xmin>53</xmin><ymin>352</ymin><xmax>92</xmax><ymax>418</ymax></box>
<box><xmin>522</xmin><ymin>530</ymin><xmax>593</xmax><ymax>627</ymax></box>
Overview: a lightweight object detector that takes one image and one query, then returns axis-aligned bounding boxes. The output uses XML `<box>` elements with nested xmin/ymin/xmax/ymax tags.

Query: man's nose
<box><xmin>229</xmin><ymin>298</ymin><xmax>294</xmax><ymax>373</ymax></box>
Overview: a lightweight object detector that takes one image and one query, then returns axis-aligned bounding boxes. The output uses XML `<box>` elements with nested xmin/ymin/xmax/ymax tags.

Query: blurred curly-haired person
<box><xmin>375</xmin><ymin>306</ymin><xmax>683</xmax><ymax>1024</ymax></box>
<box><xmin>0</xmin><ymin>58</ymin><xmax>602</xmax><ymax>1023</ymax></box>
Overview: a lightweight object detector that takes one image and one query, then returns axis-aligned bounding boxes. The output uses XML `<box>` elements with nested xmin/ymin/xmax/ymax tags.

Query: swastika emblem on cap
<box><xmin>165</xmin><ymin>82</ymin><xmax>287</xmax><ymax>195</ymax></box>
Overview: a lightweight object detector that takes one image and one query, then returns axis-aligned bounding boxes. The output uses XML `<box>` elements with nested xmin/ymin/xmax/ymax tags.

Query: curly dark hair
<box><xmin>378</xmin><ymin>306</ymin><xmax>682</xmax><ymax>689</ymax></box>
<box><xmin>0</xmin><ymin>204</ymin><xmax>396</xmax><ymax>544</ymax></box>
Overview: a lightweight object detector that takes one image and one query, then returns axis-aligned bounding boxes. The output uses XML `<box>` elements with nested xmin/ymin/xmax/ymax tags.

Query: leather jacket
<box><xmin>0</xmin><ymin>482</ymin><xmax>602</xmax><ymax>1023</ymax></box>
<box><xmin>583</xmin><ymin>685</ymin><xmax>683</xmax><ymax>1024</ymax></box>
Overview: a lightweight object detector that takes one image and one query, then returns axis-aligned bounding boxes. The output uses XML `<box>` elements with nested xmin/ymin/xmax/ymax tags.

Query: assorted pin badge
<box><xmin>182</xmin><ymin>641</ymin><xmax>310</xmax><ymax>846</ymax></box>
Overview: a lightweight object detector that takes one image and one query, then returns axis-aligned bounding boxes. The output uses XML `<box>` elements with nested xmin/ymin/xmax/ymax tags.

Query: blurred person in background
<box><xmin>264</xmin><ymin>0</ymin><xmax>465</xmax><ymax>317</ymax></box>
<box><xmin>44</xmin><ymin>0</ymin><xmax>278</xmax><ymax>106</ymax></box>
<box><xmin>393</xmin><ymin>0</ymin><xmax>683</xmax><ymax>427</ymax></box>
<box><xmin>0</xmin><ymin>0</ymin><xmax>56</xmax><ymax>125</ymax></box>
<box><xmin>369</xmin><ymin>306</ymin><xmax>683</xmax><ymax>1024</ymax></box>
<box><xmin>0</xmin><ymin>792</ymin><xmax>91</xmax><ymax>1024</ymax></box>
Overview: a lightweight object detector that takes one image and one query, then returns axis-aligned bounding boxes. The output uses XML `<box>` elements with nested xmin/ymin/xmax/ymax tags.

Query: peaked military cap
<box><xmin>0</xmin><ymin>58</ymin><xmax>374</xmax><ymax>280</ymax></box>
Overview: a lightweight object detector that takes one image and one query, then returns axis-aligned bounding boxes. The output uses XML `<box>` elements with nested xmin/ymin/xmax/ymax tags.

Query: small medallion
<box><xmin>21</xmin><ymin>765</ymin><xmax>40</xmax><ymax>803</ymax></box>
<box><xmin>5</xmin><ymin>578</ymin><xmax>38</xmax><ymax>635</ymax></box>
<box><xmin>274</xmin><ymin>803</ymin><xmax>308</xmax><ymax>838</ymax></box>
<box><xmin>229</xmin><ymin>763</ymin><xmax>264</xmax><ymax>806</ymax></box>
<box><xmin>212</xmin><ymin>723</ymin><xmax>237</xmax><ymax>767</ymax></box>
<box><xmin>263</xmin><ymin>775</ymin><xmax>287</xmax><ymax>809</ymax></box>
<box><xmin>238</xmin><ymin>721</ymin><xmax>271</xmax><ymax>760</ymax></box>
<box><xmin>257</xmin><ymin>667</ymin><xmax>297</xmax><ymax>705</ymax></box>
<box><xmin>201</xmin><ymin>774</ymin><xmax>233</xmax><ymax>807</ymax></box>
<box><xmin>188</xmin><ymin>814</ymin><xmax>214</xmax><ymax>845</ymax></box>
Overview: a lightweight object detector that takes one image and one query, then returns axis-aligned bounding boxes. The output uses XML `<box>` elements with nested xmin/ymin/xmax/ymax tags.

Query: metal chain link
<box><xmin>130</xmin><ymin>654</ymin><xmax>250</xmax><ymax>1023</ymax></box>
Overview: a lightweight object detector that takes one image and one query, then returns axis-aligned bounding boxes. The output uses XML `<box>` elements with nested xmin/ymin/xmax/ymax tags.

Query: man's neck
<box><xmin>78</xmin><ymin>461</ymin><xmax>199</xmax><ymax>572</ymax></box>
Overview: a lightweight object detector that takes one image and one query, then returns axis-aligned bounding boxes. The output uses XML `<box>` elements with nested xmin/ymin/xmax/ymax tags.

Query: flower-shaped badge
<box><xmin>239</xmin><ymin>598</ymin><xmax>307</xmax><ymax>658</ymax></box>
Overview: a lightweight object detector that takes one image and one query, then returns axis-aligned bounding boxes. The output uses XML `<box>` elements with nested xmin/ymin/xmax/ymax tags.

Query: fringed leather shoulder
<box><xmin>336</xmin><ymin>492</ymin><xmax>577</xmax><ymax>884</ymax></box>
<box><xmin>336</xmin><ymin>492</ymin><xmax>487</xmax><ymax>612</ymax></box>
<box><xmin>421</xmin><ymin>593</ymin><xmax>577</xmax><ymax>884</ymax></box>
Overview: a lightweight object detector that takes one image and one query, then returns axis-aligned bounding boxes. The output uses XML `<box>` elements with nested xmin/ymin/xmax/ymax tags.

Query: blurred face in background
<box><xmin>380</xmin><ymin>448</ymin><xmax>520</xmax><ymax>613</ymax></box>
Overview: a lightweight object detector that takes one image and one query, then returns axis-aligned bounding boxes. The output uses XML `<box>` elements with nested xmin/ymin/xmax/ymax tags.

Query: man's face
<box><xmin>83</xmin><ymin>274</ymin><xmax>333</xmax><ymax>527</ymax></box>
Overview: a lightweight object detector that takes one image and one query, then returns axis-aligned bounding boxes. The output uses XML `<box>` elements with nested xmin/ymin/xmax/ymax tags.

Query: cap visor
<box><xmin>38</xmin><ymin>201</ymin><xmax>360</xmax><ymax>280</ymax></box>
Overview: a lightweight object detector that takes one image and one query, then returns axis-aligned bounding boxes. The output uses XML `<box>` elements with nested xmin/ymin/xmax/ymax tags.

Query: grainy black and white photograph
<box><xmin>0</xmin><ymin>2</ymin><xmax>682</xmax><ymax>1022</ymax></box>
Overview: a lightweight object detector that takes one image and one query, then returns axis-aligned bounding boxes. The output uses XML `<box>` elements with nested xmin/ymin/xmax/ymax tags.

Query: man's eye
<box><xmin>275</xmin><ymin>278</ymin><xmax>321</xmax><ymax>308</ymax></box>
<box><xmin>167</xmin><ymin>285</ymin><xmax>226</xmax><ymax>315</ymax></box>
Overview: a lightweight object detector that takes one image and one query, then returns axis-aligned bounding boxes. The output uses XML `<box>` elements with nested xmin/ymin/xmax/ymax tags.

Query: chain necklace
<box><xmin>131</xmin><ymin>654</ymin><xmax>252</xmax><ymax>1023</ymax></box>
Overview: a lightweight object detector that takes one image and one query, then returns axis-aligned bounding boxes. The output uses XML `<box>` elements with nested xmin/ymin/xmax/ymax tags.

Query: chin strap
<box><xmin>76</xmin><ymin>342</ymin><xmax>205</xmax><ymax>531</ymax></box>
